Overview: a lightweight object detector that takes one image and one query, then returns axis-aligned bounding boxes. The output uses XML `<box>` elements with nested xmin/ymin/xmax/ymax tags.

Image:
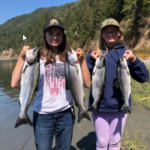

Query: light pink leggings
<box><xmin>92</xmin><ymin>112</ymin><xmax>128</xmax><ymax>150</ymax></box>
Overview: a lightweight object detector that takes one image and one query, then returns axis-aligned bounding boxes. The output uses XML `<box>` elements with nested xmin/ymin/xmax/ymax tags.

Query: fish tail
<box><xmin>87</xmin><ymin>104</ymin><xmax>97</xmax><ymax>115</ymax></box>
<box><xmin>78</xmin><ymin>111</ymin><xmax>91</xmax><ymax>123</ymax></box>
<box><xmin>14</xmin><ymin>114</ymin><xmax>33</xmax><ymax>128</ymax></box>
<box><xmin>121</xmin><ymin>104</ymin><xmax>131</xmax><ymax>114</ymax></box>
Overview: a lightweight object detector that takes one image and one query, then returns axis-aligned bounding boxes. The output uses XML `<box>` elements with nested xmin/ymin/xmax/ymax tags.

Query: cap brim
<box><xmin>44</xmin><ymin>25</ymin><xmax>65</xmax><ymax>31</ymax></box>
<box><xmin>101</xmin><ymin>24</ymin><xmax>119</xmax><ymax>30</ymax></box>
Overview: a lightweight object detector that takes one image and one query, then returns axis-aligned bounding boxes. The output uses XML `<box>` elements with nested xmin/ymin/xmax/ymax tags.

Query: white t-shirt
<box><xmin>33</xmin><ymin>56</ymin><xmax>73</xmax><ymax>114</ymax></box>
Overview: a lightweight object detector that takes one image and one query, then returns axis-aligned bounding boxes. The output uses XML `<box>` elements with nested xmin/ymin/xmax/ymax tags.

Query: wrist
<box><xmin>19</xmin><ymin>53</ymin><xmax>26</xmax><ymax>61</ymax></box>
<box><xmin>79</xmin><ymin>57</ymin><xmax>85</xmax><ymax>65</ymax></box>
<box><xmin>130</xmin><ymin>56</ymin><xmax>136</xmax><ymax>63</ymax></box>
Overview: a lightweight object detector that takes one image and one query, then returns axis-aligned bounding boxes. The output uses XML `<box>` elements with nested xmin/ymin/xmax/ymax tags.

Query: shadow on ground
<box><xmin>76</xmin><ymin>132</ymin><xmax>96</xmax><ymax>150</ymax></box>
<box><xmin>52</xmin><ymin>146</ymin><xmax>77</xmax><ymax>150</ymax></box>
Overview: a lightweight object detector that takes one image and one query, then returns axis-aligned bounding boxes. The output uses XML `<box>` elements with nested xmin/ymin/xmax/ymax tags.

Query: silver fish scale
<box><xmin>65</xmin><ymin>64</ymin><xmax>85</xmax><ymax>109</ymax></box>
<box><xmin>65</xmin><ymin>49</ymin><xmax>91</xmax><ymax>123</ymax></box>
<box><xmin>15</xmin><ymin>48</ymin><xmax>40</xmax><ymax>128</ymax></box>
<box><xmin>20</xmin><ymin>62</ymin><xmax>39</xmax><ymax>117</ymax></box>
<box><xmin>117</xmin><ymin>57</ymin><xmax>131</xmax><ymax>113</ymax></box>
<box><xmin>88</xmin><ymin>57</ymin><xmax>105</xmax><ymax>115</ymax></box>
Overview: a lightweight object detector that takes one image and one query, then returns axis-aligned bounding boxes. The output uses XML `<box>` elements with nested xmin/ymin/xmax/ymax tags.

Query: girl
<box><xmin>86</xmin><ymin>18</ymin><xmax>149</xmax><ymax>150</ymax></box>
<box><xmin>11</xmin><ymin>18</ymin><xmax>90</xmax><ymax>150</ymax></box>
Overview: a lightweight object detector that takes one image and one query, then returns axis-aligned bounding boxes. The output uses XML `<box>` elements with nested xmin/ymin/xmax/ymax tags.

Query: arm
<box><xmin>123</xmin><ymin>50</ymin><xmax>149</xmax><ymax>82</ymax></box>
<box><xmin>11</xmin><ymin>46</ymin><xmax>30</xmax><ymax>88</ymax></box>
<box><xmin>76</xmin><ymin>48</ymin><xmax>91</xmax><ymax>88</ymax></box>
<box><xmin>85</xmin><ymin>50</ymin><xmax>99</xmax><ymax>80</ymax></box>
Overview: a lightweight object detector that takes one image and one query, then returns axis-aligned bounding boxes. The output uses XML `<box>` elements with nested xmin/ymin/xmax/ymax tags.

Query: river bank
<box><xmin>0</xmin><ymin>58</ymin><xmax>18</xmax><ymax>61</ymax></box>
<box><xmin>0</xmin><ymin>56</ymin><xmax>150</xmax><ymax>150</ymax></box>
<box><xmin>0</xmin><ymin>99</ymin><xmax>149</xmax><ymax>150</ymax></box>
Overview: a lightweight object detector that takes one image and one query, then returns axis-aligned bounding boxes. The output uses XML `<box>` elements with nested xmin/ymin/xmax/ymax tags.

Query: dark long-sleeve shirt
<box><xmin>86</xmin><ymin>43</ymin><xmax>149</xmax><ymax>112</ymax></box>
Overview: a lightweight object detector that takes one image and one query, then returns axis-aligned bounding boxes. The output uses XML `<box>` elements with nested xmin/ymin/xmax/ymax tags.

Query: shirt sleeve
<box><xmin>128</xmin><ymin>57</ymin><xmax>149</xmax><ymax>83</ymax></box>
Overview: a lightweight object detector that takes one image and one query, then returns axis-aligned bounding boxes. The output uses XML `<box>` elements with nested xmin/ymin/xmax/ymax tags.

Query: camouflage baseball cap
<box><xmin>101</xmin><ymin>18</ymin><xmax>120</xmax><ymax>30</ymax></box>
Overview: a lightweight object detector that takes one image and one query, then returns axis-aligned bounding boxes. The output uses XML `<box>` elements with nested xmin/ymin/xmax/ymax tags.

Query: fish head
<box><xmin>95</xmin><ymin>57</ymin><xmax>105</xmax><ymax>69</ymax></box>
<box><xmin>26</xmin><ymin>48</ymin><xmax>39</xmax><ymax>64</ymax></box>
<box><xmin>66</xmin><ymin>48</ymin><xmax>77</xmax><ymax>66</ymax></box>
<box><xmin>118</xmin><ymin>56</ymin><xmax>127</xmax><ymax>69</ymax></box>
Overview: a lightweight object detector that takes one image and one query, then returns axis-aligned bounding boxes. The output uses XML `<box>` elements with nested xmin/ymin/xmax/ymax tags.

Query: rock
<box><xmin>0</xmin><ymin>48</ymin><xmax>17</xmax><ymax>59</ymax></box>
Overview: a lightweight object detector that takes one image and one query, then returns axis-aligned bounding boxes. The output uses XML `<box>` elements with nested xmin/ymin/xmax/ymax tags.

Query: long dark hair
<box><xmin>41</xmin><ymin>29</ymin><xmax>71</xmax><ymax>64</ymax></box>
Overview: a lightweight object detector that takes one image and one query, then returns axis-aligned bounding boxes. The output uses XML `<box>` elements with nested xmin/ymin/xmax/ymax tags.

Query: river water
<box><xmin>0</xmin><ymin>60</ymin><xmax>36</xmax><ymax>150</ymax></box>
<box><xmin>0</xmin><ymin>59</ymin><xmax>96</xmax><ymax>150</ymax></box>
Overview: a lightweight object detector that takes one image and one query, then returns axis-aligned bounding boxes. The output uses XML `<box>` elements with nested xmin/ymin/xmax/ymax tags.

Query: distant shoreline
<box><xmin>0</xmin><ymin>58</ymin><xmax>18</xmax><ymax>61</ymax></box>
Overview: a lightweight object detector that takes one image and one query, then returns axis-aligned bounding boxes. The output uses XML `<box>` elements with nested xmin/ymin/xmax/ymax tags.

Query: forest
<box><xmin>0</xmin><ymin>0</ymin><xmax>150</xmax><ymax>54</ymax></box>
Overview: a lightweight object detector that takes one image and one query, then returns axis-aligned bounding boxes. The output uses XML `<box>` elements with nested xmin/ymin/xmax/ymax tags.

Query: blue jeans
<box><xmin>33</xmin><ymin>108</ymin><xmax>75</xmax><ymax>150</ymax></box>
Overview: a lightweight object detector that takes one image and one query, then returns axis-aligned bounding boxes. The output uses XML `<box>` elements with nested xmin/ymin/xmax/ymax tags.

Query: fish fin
<box><xmin>121</xmin><ymin>104</ymin><xmax>131</xmax><ymax>114</ymax></box>
<box><xmin>75</xmin><ymin>64</ymin><xmax>79</xmax><ymax>74</ymax></box>
<box><xmin>22</xmin><ymin>64</ymin><xmax>28</xmax><ymax>74</ymax></box>
<box><xmin>126</xmin><ymin>67</ymin><xmax>130</xmax><ymax>76</ymax></box>
<box><xmin>114</xmin><ymin>80</ymin><xmax>119</xmax><ymax>88</ymax></box>
<box><xmin>87</xmin><ymin>105</ymin><xmax>97</xmax><ymax>115</ymax></box>
<box><xmin>78</xmin><ymin>111</ymin><xmax>91</xmax><ymax>123</ymax></box>
<box><xmin>14</xmin><ymin>114</ymin><xmax>33</xmax><ymax>128</ymax></box>
<box><xmin>18</xmin><ymin>98</ymin><xmax>21</xmax><ymax>106</ymax></box>
<box><xmin>92</xmin><ymin>67</ymin><xmax>97</xmax><ymax>75</ymax></box>
<box><xmin>83</xmin><ymin>96</ymin><xmax>85</xmax><ymax>102</ymax></box>
<box><xmin>74</xmin><ymin>101</ymin><xmax>78</xmax><ymax>106</ymax></box>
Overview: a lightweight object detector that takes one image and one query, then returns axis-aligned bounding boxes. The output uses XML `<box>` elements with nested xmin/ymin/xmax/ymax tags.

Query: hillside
<box><xmin>0</xmin><ymin>2</ymin><xmax>75</xmax><ymax>53</ymax></box>
<box><xmin>0</xmin><ymin>0</ymin><xmax>150</xmax><ymax>55</ymax></box>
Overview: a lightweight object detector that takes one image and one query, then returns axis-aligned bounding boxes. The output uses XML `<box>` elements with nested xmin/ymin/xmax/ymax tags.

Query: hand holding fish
<box><xmin>123</xmin><ymin>50</ymin><xmax>136</xmax><ymax>63</ymax></box>
<box><xmin>90</xmin><ymin>50</ymin><xmax>101</xmax><ymax>59</ymax></box>
<box><xmin>76</xmin><ymin>48</ymin><xmax>85</xmax><ymax>63</ymax></box>
<box><xmin>20</xmin><ymin>46</ymin><xmax>30</xmax><ymax>60</ymax></box>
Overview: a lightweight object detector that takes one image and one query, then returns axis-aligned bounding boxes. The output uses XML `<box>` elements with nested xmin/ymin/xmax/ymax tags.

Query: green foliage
<box><xmin>131</xmin><ymin>65</ymin><xmax>150</xmax><ymax>109</ymax></box>
<box><xmin>122</xmin><ymin>131</ymin><xmax>147</xmax><ymax>150</ymax></box>
<box><xmin>105</xmin><ymin>0</ymin><xmax>124</xmax><ymax>21</ymax></box>
<box><xmin>122</xmin><ymin>0</ymin><xmax>150</xmax><ymax>42</ymax></box>
<box><xmin>0</xmin><ymin>0</ymin><xmax>150</xmax><ymax>53</ymax></box>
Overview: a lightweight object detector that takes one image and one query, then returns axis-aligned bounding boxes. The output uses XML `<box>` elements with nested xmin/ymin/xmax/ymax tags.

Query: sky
<box><xmin>0</xmin><ymin>0</ymin><xmax>77</xmax><ymax>25</ymax></box>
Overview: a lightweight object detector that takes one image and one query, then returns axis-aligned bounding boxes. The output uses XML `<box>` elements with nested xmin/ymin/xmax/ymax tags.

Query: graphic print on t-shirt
<box><xmin>45</xmin><ymin>63</ymin><xmax>65</xmax><ymax>97</ymax></box>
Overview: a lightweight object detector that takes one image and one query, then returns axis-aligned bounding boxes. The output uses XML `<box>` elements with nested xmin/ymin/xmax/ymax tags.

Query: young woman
<box><xmin>86</xmin><ymin>18</ymin><xmax>149</xmax><ymax>150</ymax></box>
<box><xmin>11</xmin><ymin>18</ymin><xmax>90</xmax><ymax>150</ymax></box>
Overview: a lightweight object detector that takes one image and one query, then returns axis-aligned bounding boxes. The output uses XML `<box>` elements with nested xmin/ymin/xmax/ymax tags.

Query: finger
<box><xmin>76</xmin><ymin>52</ymin><xmax>82</xmax><ymax>57</ymax></box>
<box><xmin>123</xmin><ymin>54</ymin><xmax>128</xmax><ymax>59</ymax></box>
<box><xmin>96</xmin><ymin>53</ymin><xmax>100</xmax><ymax>57</ymax></box>
<box><xmin>92</xmin><ymin>50</ymin><xmax>97</xmax><ymax>52</ymax></box>
<box><xmin>124</xmin><ymin>50</ymin><xmax>131</xmax><ymax>54</ymax></box>
<box><xmin>23</xmin><ymin>46</ymin><xmax>30</xmax><ymax>52</ymax></box>
<box><xmin>93</xmin><ymin>50</ymin><xmax>98</xmax><ymax>53</ymax></box>
<box><xmin>76</xmin><ymin>48</ymin><xmax>82</xmax><ymax>52</ymax></box>
<box><xmin>24</xmin><ymin>46</ymin><xmax>30</xmax><ymax>49</ymax></box>
<box><xmin>124</xmin><ymin>55</ymin><xmax>130</xmax><ymax>60</ymax></box>
<box><xmin>76</xmin><ymin>49</ymin><xmax>82</xmax><ymax>54</ymax></box>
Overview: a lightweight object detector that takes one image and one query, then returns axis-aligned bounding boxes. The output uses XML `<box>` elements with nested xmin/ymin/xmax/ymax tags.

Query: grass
<box><xmin>84</xmin><ymin>64</ymin><xmax>150</xmax><ymax>149</ymax></box>
<box><xmin>131</xmin><ymin>65</ymin><xmax>150</xmax><ymax>109</ymax></box>
<box><xmin>121</xmin><ymin>130</ymin><xmax>147</xmax><ymax>150</ymax></box>
<box><xmin>133</xmin><ymin>48</ymin><xmax>150</xmax><ymax>59</ymax></box>
<box><xmin>84</xmin><ymin>88</ymin><xmax>90</xmax><ymax>99</ymax></box>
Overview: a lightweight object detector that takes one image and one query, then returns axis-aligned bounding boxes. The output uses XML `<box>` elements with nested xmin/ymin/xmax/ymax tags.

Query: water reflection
<box><xmin>0</xmin><ymin>60</ymin><xmax>19</xmax><ymax>101</ymax></box>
